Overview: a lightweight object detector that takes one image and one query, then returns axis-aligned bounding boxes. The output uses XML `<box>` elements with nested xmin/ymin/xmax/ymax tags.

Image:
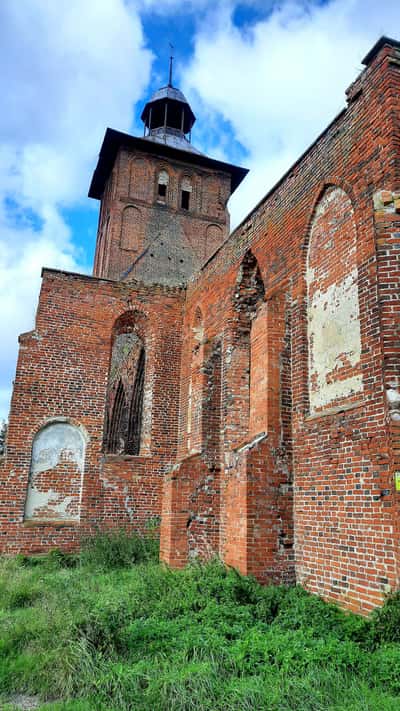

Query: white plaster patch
<box><xmin>24</xmin><ymin>422</ymin><xmax>85</xmax><ymax>522</ymax></box>
<box><xmin>387</xmin><ymin>388</ymin><xmax>400</xmax><ymax>405</ymax></box>
<box><xmin>373</xmin><ymin>189</ymin><xmax>400</xmax><ymax>213</ymax></box>
<box><xmin>308</xmin><ymin>270</ymin><xmax>363</xmax><ymax>412</ymax></box>
<box><xmin>101</xmin><ymin>475</ymin><xmax>134</xmax><ymax>521</ymax></box>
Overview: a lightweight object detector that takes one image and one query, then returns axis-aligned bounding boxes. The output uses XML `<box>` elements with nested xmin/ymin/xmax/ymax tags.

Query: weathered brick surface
<box><xmin>0</xmin><ymin>271</ymin><xmax>184</xmax><ymax>552</ymax></box>
<box><xmin>93</xmin><ymin>147</ymin><xmax>231</xmax><ymax>285</ymax></box>
<box><xmin>1</xmin><ymin>38</ymin><xmax>399</xmax><ymax>613</ymax></box>
<box><xmin>169</xmin><ymin>40</ymin><xmax>400</xmax><ymax>612</ymax></box>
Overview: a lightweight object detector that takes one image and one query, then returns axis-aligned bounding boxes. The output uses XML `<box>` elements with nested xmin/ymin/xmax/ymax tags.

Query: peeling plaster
<box><xmin>24</xmin><ymin>423</ymin><xmax>85</xmax><ymax>522</ymax></box>
<box><xmin>373</xmin><ymin>189</ymin><xmax>400</xmax><ymax>213</ymax></box>
<box><xmin>308</xmin><ymin>267</ymin><xmax>362</xmax><ymax>412</ymax></box>
<box><xmin>387</xmin><ymin>385</ymin><xmax>400</xmax><ymax>421</ymax></box>
<box><xmin>102</xmin><ymin>475</ymin><xmax>135</xmax><ymax>521</ymax></box>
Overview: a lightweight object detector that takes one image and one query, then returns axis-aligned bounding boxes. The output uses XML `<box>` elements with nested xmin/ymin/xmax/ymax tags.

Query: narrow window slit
<box><xmin>181</xmin><ymin>190</ymin><xmax>190</xmax><ymax>210</ymax></box>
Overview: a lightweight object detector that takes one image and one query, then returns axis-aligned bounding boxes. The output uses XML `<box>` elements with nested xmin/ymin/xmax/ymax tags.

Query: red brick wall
<box><xmin>2</xmin><ymin>39</ymin><xmax>400</xmax><ymax>614</ymax></box>
<box><xmin>93</xmin><ymin>147</ymin><xmax>231</xmax><ymax>283</ymax></box>
<box><xmin>249</xmin><ymin>302</ymin><xmax>268</xmax><ymax>438</ymax></box>
<box><xmin>161</xmin><ymin>40</ymin><xmax>400</xmax><ymax>612</ymax></box>
<box><xmin>0</xmin><ymin>269</ymin><xmax>184</xmax><ymax>553</ymax></box>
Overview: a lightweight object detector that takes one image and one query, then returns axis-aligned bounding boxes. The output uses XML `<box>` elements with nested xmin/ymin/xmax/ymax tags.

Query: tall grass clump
<box><xmin>79</xmin><ymin>527</ymin><xmax>159</xmax><ymax>569</ymax></box>
<box><xmin>1</xmin><ymin>539</ymin><xmax>400</xmax><ymax>710</ymax></box>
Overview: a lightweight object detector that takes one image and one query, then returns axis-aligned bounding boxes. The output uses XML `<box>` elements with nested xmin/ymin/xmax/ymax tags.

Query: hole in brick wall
<box><xmin>233</xmin><ymin>251</ymin><xmax>265</xmax><ymax>440</ymax></box>
<box><xmin>235</xmin><ymin>250</ymin><xmax>265</xmax><ymax>331</ymax></box>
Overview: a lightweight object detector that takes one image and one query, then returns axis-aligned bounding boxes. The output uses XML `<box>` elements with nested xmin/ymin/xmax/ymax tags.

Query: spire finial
<box><xmin>168</xmin><ymin>43</ymin><xmax>174</xmax><ymax>87</ymax></box>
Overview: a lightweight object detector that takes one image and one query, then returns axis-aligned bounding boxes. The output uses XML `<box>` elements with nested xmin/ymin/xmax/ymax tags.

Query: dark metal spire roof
<box><xmin>146</xmin><ymin>85</ymin><xmax>191</xmax><ymax>106</ymax></box>
<box><xmin>140</xmin><ymin>83</ymin><xmax>196</xmax><ymax>135</ymax></box>
<box><xmin>88</xmin><ymin>55</ymin><xmax>248</xmax><ymax>200</ymax></box>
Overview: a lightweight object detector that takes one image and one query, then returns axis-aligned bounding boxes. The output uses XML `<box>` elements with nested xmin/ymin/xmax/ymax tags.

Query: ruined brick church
<box><xmin>1</xmin><ymin>36</ymin><xmax>399</xmax><ymax>613</ymax></box>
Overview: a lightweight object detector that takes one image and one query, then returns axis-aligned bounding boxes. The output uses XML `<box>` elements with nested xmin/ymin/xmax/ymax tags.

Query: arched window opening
<box><xmin>107</xmin><ymin>379</ymin><xmax>128</xmax><ymax>453</ymax></box>
<box><xmin>157</xmin><ymin>170</ymin><xmax>169</xmax><ymax>202</ymax></box>
<box><xmin>202</xmin><ymin>339</ymin><xmax>222</xmax><ymax>467</ymax></box>
<box><xmin>126</xmin><ymin>346</ymin><xmax>145</xmax><ymax>455</ymax></box>
<box><xmin>235</xmin><ymin>250</ymin><xmax>265</xmax><ymax>330</ymax></box>
<box><xmin>181</xmin><ymin>176</ymin><xmax>192</xmax><ymax>210</ymax></box>
<box><xmin>104</xmin><ymin>328</ymin><xmax>146</xmax><ymax>455</ymax></box>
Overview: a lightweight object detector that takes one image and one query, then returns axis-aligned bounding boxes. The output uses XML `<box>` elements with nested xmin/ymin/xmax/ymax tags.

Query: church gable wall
<box><xmin>0</xmin><ymin>269</ymin><xmax>184</xmax><ymax>554</ymax></box>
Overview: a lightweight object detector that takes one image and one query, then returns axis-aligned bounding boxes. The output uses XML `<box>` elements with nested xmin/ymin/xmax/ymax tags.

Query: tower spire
<box><xmin>168</xmin><ymin>43</ymin><xmax>174</xmax><ymax>87</ymax></box>
<box><xmin>140</xmin><ymin>47</ymin><xmax>200</xmax><ymax>154</ymax></box>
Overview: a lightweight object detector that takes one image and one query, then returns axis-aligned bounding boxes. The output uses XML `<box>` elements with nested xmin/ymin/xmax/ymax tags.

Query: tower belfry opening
<box><xmin>140</xmin><ymin>57</ymin><xmax>198</xmax><ymax>153</ymax></box>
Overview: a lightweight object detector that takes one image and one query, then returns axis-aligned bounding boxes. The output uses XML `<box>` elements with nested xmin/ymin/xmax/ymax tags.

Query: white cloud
<box><xmin>2</xmin><ymin>0</ymin><xmax>400</xmax><ymax>422</ymax></box>
<box><xmin>0</xmin><ymin>0</ymin><xmax>153</xmax><ymax>419</ymax></box>
<box><xmin>183</xmin><ymin>0</ymin><xmax>400</xmax><ymax>226</ymax></box>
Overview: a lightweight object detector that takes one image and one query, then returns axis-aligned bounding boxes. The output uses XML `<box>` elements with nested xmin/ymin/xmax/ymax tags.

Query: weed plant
<box><xmin>0</xmin><ymin>530</ymin><xmax>400</xmax><ymax>710</ymax></box>
<box><xmin>79</xmin><ymin>528</ymin><xmax>159</xmax><ymax>569</ymax></box>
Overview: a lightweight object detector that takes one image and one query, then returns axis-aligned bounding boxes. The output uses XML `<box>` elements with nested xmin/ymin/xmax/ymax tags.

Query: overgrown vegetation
<box><xmin>1</xmin><ymin>530</ymin><xmax>400</xmax><ymax>710</ymax></box>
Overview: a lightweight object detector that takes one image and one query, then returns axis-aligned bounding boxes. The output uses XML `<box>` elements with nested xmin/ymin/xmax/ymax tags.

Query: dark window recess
<box><xmin>104</xmin><ymin>344</ymin><xmax>146</xmax><ymax>455</ymax></box>
<box><xmin>106</xmin><ymin>379</ymin><xmax>128</xmax><ymax>453</ymax></box>
<box><xmin>158</xmin><ymin>183</ymin><xmax>167</xmax><ymax>198</ymax></box>
<box><xmin>126</xmin><ymin>347</ymin><xmax>145</xmax><ymax>455</ymax></box>
<box><xmin>181</xmin><ymin>190</ymin><xmax>190</xmax><ymax>210</ymax></box>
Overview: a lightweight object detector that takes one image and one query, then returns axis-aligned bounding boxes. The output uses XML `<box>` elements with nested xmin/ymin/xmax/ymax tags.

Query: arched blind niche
<box><xmin>187</xmin><ymin>307</ymin><xmax>204</xmax><ymax>453</ymax></box>
<box><xmin>24</xmin><ymin>421</ymin><xmax>86</xmax><ymax>522</ymax></box>
<box><xmin>120</xmin><ymin>205</ymin><xmax>140</xmax><ymax>252</ymax></box>
<box><xmin>307</xmin><ymin>186</ymin><xmax>362</xmax><ymax>414</ymax></box>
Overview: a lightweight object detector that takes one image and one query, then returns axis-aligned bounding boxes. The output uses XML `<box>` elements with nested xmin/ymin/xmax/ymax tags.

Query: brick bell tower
<box><xmin>89</xmin><ymin>70</ymin><xmax>247</xmax><ymax>285</ymax></box>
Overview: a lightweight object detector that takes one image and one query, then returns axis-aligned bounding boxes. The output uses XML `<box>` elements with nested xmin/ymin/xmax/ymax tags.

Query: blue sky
<box><xmin>1</xmin><ymin>0</ymin><xmax>400</xmax><ymax>420</ymax></box>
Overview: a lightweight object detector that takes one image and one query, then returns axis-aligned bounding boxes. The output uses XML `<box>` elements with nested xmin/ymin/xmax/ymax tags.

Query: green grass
<box><xmin>1</xmin><ymin>531</ymin><xmax>400</xmax><ymax>710</ymax></box>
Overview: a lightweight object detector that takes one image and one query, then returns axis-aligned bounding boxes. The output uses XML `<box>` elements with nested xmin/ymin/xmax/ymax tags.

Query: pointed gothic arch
<box><xmin>231</xmin><ymin>250</ymin><xmax>266</xmax><ymax>440</ymax></box>
<box><xmin>104</xmin><ymin>312</ymin><xmax>147</xmax><ymax>455</ymax></box>
<box><xmin>306</xmin><ymin>185</ymin><xmax>362</xmax><ymax>414</ymax></box>
<box><xmin>234</xmin><ymin>249</ymin><xmax>265</xmax><ymax>327</ymax></box>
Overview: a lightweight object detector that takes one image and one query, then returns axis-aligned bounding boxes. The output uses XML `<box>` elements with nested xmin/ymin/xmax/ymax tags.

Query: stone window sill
<box><xmin>305</xmin><ymin>398</ymin><xmax>364</xmax><ymax>421</ymax></box>
<box><xmin>103</xmin><ymin>453</ymin><xmax>152</xmax><ymax>461</ymax></box>
<box><xmin>23</xmin><ymin>519</ymin><xmax>79</xmax><ymax>528</ymax></box>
